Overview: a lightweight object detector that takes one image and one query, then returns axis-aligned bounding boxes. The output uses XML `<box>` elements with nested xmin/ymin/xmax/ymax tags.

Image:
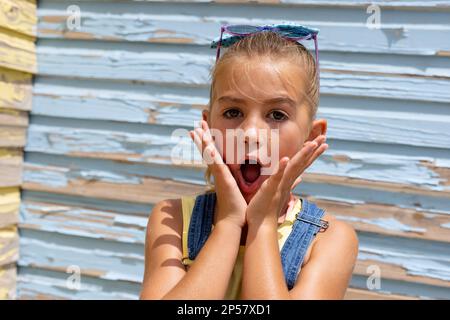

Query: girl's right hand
<box><xmin>190</xmin><ymin>120</ymin><xmax>247</xmax><ymax>229</ymax></box>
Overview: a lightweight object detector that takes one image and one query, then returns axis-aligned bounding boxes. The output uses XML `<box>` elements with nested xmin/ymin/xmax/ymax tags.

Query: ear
<box><xmin>306</xmin><ymin>118</ymin><xmax>327</xmax><ymax>142</ymax></box>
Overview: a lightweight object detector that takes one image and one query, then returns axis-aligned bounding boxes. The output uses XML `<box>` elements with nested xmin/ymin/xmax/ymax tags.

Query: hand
<box><xmin>190</xmin><ymin>120</ymin><xmax>247</xmax><ymax>229</ymax></box>
<box><xmin>246</xmin><ymin>135</ymin><xmax>328</xmax><ymax>229</ymax></box>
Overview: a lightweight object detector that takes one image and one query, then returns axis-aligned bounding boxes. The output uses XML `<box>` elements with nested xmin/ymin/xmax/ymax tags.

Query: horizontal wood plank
<box><xmin>0</xmin><ymin>0</ymin><xmax>36</xmax><ymax>37</ymax></box>
<box><xmin>35</xmin><ymin>46</ymin><xmax>450</xmax><ymax>103</ymax></box>
<box><xmin>37</xmin><ymin>0</ymin><xmax>450</xmax><ymax>9</ymax></box>
<box><xmin>0</xmin><ymin>187</ymin><xmax>20</xmax><ymax>229</ymax></box>
<box><xmin>0</xmin><ymin>27</ymin><xmax>36</xmax><ymax>73</ymax></box>
<box><xmin>0</xmin><ymin>108</ymin><xmax>28</xmax><ymax>127</ymax></box>
<box><xmin>354</xmin><ymin>258</ymin><xmax>450</xmax><ymax>290</ymax></box>
<box><xmin>344</xmin><ymin>287</ymin><xmax>418</xmax><ymax>300</ymax></box>
<box><xmin>36</xmin><ymin>4</ymin><xmax>450</xmax><ymax>56</ymax></box>
<box><xmin>0</xmin><ymin>67</ymin><xmax>33</xmax><ymax>111</ymax></box>
<box><xmin>0</xmin><ymin>225</ymin><xmax>18</xmax><ymax>267</ymax></box>
<box><xmin>0</xmin><ymin>149</ymin><xmax>22</xmax><ymax>188</ymax></box>
<box><xmin>0</xmin><ymin>263</ymin><xmax>16</xmax><ymax>299</ymax></box>
<box><xmin>0</xmin><ymin>126</ymin><xmax>27</xmax><ymax>148</ymax></box>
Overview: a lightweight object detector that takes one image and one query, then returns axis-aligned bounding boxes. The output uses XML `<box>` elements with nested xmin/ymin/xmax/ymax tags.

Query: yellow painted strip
<box><xmin>0</xmin><ymin>67</ymin><xmax>32</xmax><ymax>111</ymax></box>
<box><xmin>0</xmin><ymin>203</ymin><xmax>18</xmax><ymax>217</ymax></box>
<box><xmin>0</xmin><ymin>148</ymin><xmax>20</xmax><ymax>158</ymax></box>
<box><xmin>0</xmin><ymin>226</ymin><xmax>18</xmax><ymax>266</ymax></box>
<box><xmin>0</xmin><ymin>188</ymin><xmax>20</xmax><ymax>216</ymax></box>
<box><xmin>0</xmin><ymin>108</ymin><xmax>28</xmax><ymax>127</ymax></box>
<box><xmin>0</xmin><ymin>126</ymin><xmax>26</xmax><ymax>148</ymax></box>
<box><xmin>0</xmin><ymin>225</ymin><xmax>17</xmax><ymax>238</ymax></box>
<box><xmin>0</xmin><ymin>150</ymin><xmax>22</xmax><ymax>189</ymax></box>
<box><xmin>0</xmin><ymin>288</ymin><xmax>9</xmax><ymax>299</ymax></box>
<box><xmin>0</xmin><ymin>248</ymin><xmax>17</xmax><ymax>263</ymax></box>
<box><xmin>0</xmin><ymin>0</ymin><xmax>36</xmax><ymax>37</ymax></box>
<box><xmin>0</xmin><ymin>26</ymin><xmax>36</xmax><ymax>73</ymax></box>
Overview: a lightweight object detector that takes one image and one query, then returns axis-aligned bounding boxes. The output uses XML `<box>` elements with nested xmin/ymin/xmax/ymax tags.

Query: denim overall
<box><xmin>187</xmin><ymin>192</ymin><xmax>329</xmax><ymax>290</ymax></box>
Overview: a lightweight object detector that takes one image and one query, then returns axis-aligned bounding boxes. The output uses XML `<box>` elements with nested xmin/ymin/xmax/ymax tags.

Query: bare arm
<box><xmin>241</xmin><ymin>216</ymin><xmax>358</xmax><ymax>299</ymax></box>
<box><xmin>140</xmin><ymin>198</ymin><xmax>242</xmax><ymax>300</ymax></box>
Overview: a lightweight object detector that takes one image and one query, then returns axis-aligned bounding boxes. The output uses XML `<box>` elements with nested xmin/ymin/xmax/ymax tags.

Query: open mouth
<box><xmin>235</xmin><ymin>159</ymin><xmax>265</xmax><ymax>195</ymax></box>
<box><xmin>241</xmin><ymin>160</ymin><xmax>261</xmax><ymax>183</ymax></box>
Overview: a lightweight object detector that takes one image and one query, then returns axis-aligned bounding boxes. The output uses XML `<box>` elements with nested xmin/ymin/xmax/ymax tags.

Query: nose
<box><xmin>244</xmin><ymin>127</ymin><xmax>259</xmax><ymax>148</ymax></box>
<box><xmin>240</xmin><ymin>114</ymin><xmax>269</xmax><ymax>150</ymax></box>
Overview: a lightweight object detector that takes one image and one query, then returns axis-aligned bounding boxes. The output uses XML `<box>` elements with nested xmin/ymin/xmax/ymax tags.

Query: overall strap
<box><xmin>280</xmin><ymin>198</ymin><xmax>329</xmax><ymax>290</ymax></box>
<box><xmin>187</xmin><ymin>192</ymin><xmax>217</xmax><ymax>261</ymax></box>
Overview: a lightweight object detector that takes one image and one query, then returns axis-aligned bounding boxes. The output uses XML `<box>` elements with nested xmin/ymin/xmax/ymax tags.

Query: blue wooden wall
<box><xmin>16</xmin><ymin>0</ymin><xmax>450</xmax><ymax>299</ymax></box>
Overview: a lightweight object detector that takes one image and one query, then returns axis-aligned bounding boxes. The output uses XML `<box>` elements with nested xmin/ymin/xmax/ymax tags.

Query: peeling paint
<box><xmin>441</xmin><ymin>222</ymin><xmax>450</xmax><ymax>229</ymax></box>
<box><xmin>337</xmin><ymin>215</ymin><xmax>427</xmax><ymax>233</ymax></box>
<box><xmin>358</xmin><ymin>249</ymin><xmax>450</xmax><ymax>282</ymax></box>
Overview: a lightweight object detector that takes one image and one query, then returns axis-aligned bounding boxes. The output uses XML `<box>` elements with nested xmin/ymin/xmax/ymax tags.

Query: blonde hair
<box><xmin>204</xmin><ymin>31</ymin><xmax>319</xmax><ymax>188</ymax></box>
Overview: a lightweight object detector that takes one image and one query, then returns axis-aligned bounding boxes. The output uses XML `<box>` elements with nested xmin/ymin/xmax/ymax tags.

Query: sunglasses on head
<box><xmin>211</xmin><ymin>23</ymin><xmax>320</xmax><ymax>77</ymax></box>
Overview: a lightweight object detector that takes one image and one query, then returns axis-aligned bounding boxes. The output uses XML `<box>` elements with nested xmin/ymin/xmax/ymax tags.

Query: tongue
<box><xmin>241</xmin><ymin>163</ymin><xmax>261</xmax><ymax>183</ymax></box>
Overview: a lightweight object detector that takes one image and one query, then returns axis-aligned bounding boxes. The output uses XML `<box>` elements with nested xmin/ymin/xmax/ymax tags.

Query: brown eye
<box><xmin>268</xmin><ymin>110</ymin><xmax>288</xmax><ymax>121</ymax></box>
<box><xmin>223</xmin><ymin>108</ymin><xmax>242</xmax><ymax>119</ymax></box>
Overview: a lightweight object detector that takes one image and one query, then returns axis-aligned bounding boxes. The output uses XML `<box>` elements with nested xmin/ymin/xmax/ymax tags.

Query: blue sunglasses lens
<box><xmin>226</xmin><ymin>25</ymin><xmax>260</xmax><ymax>34</ymax></box>
<box><xmin>276</xmin><ymin>25</ymin><xmax>311</xmax><ymax>37</ymax></box>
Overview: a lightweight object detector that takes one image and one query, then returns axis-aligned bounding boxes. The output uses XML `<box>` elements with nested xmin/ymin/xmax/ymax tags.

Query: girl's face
<box><xmin>203</xmin><ymin>57</ymin><xmax>326</xmax><ymax>203</ymax></box>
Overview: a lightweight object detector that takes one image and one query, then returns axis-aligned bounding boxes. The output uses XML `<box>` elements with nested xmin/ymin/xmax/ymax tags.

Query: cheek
<box><xmin>277</xmin><ymin>127</ymin><xmax>306</xmax><ymax>158</ymax></box>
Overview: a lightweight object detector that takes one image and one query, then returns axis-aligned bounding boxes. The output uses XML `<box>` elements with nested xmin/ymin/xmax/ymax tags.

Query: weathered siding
<box><xmin>0</xmin><ymin>0</ymin><xmax>36</xmax><ymax>299</ymax></box>
<box><xmin>17</xmin><ymin>0</ymin><xmax>450</xmax><ymax>299</ymax></box>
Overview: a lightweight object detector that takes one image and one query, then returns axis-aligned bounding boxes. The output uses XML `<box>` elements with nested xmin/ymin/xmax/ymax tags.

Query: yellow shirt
<box><xmin>180</xmin><ymin>194</ymin><xmax>302</xmax><ymax>300</ymax></box>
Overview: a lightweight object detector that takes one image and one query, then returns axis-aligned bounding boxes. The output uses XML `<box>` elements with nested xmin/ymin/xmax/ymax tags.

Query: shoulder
<box><xmin>291</xmin><ymin>212</ymin><xmax>359</xmax><ymax>299</ymax></box>
<box><xmin>313</xmin><ymin>212</ymin><xmax>359</xmax><ymax>260</ymax></box>
<box><xmin>146</xmin><ymin>198</ymin><xmax>183</xmax><ymax>239</ymax></box>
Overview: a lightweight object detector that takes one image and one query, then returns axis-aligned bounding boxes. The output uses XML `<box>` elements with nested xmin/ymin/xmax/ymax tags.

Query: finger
<box><xmin>303</xmin><ymin>143</ymin><xmax>328</xmax><ymax>170</ymax></box>
<box><xmin>285</xmin><ymin>141</ymin><xmax>317</xmax><ymax>177</ymax></box>
<box><xmin>198</xmin><ymin>121</ymin><xmax>219</xmax><ymax>161</ymax></box>
<box><xmin>191</xmin><ymin>124</ymin><xmax>233</xmax><ymax>183</ymax></box>
<box><xmin>303</xmin><ymin>134</ymin><xmax>327</xmax><ymax>148</ymax></box>
<box><xmin>274</xmin><ymin>157</ymin><xmax>289</xmax><ymax>180</ymax></box>
<box><xmin>202</xmin><ymin>122</ymin><xmax>225</xmax><ymax>166</ymax></box>
<box><xmin>290</xmin><ymin>135</ymin><xmax>326</xmax><ymax>172</ymax></box>
<box><xmin>280</xmin><ymin>136</ymin><xmax>325</xmax><ymax>189</ymax></box>
<box><xmin>302</xmin><ymin>138</ymin><xmax>326</xmax><ymax>167</ymax></box>
<box><xmin>266</xmin><ymin>156</ymin><xmax>289</xmax><ymax>189</ymax></box>
<box><xmin>192</xmin><ymin>127</ymin><xmax>221</xmax><ymax>166</ymax></box>
<box><xmin>286</xmin><ymin>141</ymin><xmax>327</xmax><ymax>189</ymax></box>
<box><xmin>190</xmin><ymin>129</ymin><xmax>203</xmax><ymax>155</ymax></box>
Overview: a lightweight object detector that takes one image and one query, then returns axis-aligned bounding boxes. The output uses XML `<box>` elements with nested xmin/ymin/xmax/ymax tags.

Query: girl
<box><xmin>140</xmin><ymin>25</ymin><xmax>358</xmax><ymax>300</ymax></box>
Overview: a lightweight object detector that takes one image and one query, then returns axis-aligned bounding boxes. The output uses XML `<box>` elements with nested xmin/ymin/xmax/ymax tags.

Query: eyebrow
<box><xmin>217</xmin><ymin>95</ymin><xmax>297</xmax><ymax>108</ymax></box>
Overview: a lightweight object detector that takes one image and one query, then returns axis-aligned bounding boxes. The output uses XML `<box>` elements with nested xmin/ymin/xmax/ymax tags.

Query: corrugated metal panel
<box><xmin>0</xmin><ymin>0</ymin><xmax>37</xmax><ymax>300</ymax></box>
<box><xmin>17</xmin><ymin>0</ymin><xmax>450</xmax><ymax>299</ymax></box>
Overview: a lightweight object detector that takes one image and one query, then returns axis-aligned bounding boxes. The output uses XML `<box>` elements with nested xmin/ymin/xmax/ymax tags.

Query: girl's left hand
<box><xmin>246</xmin><ymin>135</ymin><xmax>328</xmax><ymax>229</ymax></box>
